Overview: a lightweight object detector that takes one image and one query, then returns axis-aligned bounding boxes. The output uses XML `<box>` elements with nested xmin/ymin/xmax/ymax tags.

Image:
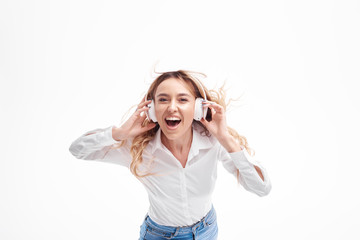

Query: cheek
<box><xmin>180</xmin><ymin>105</ymin><xmax>195</xmax><ymax>119</ymax></box>
<box><xmin>154</xmin><ymin>104</ymin><xmax>166</xmax><ymax>114</ymax></box>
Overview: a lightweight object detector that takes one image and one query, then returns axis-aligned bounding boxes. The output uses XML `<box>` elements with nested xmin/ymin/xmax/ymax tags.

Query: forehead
<box><xmin>155</xmin><ymin>78</ymin><xmax>195</xmax><ymax>96</ymax></box>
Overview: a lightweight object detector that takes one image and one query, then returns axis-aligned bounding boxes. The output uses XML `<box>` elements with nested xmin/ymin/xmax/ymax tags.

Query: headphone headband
<box><xmin>193</xmin><ymin>77</ymin><xmax>207</xmax><ymax>101</ymax></box>
<box><xmin>145</xmin><ymin>72</ymin><xmax>208</xmax><ymax>122</ymax></box>
<box><xmin>145</xmin><ymin>75</ymin><xmax>207</xmax><ymax>101</ymax></box>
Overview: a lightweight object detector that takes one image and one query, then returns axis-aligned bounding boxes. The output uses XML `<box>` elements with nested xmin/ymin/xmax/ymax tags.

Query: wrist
<box><xmin>218</xmin><ymin>134</ymin><xmax>244</xmax><ymax>153</ymax></box>
<box><xmin>112</xmin><ymin>126</ymin><xmax>125</xmax><ymax>141</ymax></box>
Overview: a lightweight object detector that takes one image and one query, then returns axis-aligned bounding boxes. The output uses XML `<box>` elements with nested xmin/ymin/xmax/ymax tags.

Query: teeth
<box><xmin>165</xmin><ymin>117</ymin><xmax>181</xmax><ymax>121</ymax></box>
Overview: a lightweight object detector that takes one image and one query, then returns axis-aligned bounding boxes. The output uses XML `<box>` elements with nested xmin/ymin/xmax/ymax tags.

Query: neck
<box><xmin>161</xmin><ymin>128</ymin><xmax>193</xmax><ymax>154</ymax></box>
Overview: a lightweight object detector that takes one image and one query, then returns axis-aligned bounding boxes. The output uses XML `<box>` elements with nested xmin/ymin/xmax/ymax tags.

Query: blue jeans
<box><xmin>139</xmin><ymin>206</ymin><xmax>218</xmax><ymax>240</ymax></box>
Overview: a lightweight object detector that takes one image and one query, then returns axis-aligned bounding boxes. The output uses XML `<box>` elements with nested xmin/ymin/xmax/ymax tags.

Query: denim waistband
<box><xmin>144</xmin><ymin>206</ymin><xmax>216</xmax><ymax>234</ymax></box>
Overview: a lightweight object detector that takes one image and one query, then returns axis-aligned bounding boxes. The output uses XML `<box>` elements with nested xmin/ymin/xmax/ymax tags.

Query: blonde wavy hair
<box><xmin>114</xmin><ymin>70</ymin><xmax>254</xmax><ymax>182</ymax></box>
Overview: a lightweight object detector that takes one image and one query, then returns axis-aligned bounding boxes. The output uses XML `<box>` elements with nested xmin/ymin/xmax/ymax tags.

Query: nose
<box><xmin>167</xmin><ymin>100</ymin><xmax>178</xmax><ymax>112</ymax></box>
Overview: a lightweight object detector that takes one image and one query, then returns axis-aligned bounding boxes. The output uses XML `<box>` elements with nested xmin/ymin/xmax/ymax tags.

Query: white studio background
<box><xmin>1</xmin><ymin>0</ymin><xmax>359</xmax><ymax>239</ymax></box>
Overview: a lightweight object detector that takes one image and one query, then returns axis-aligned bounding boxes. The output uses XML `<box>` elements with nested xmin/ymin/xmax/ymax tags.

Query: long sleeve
<box><xmin>68</xmin><ymin>125</ymin><xmax>132</xmax><ymax>168</ymax></box>
<box><xmin>218</xmin><ymin>146</ymin><xmax>271</xmax><ymax>197</ymax></box>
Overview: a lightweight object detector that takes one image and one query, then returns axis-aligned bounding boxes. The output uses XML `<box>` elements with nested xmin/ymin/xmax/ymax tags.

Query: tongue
<box><xmin>166</xmin><ymin>120</ymin><xmax>180</xmax><ymax>127</ymax></box>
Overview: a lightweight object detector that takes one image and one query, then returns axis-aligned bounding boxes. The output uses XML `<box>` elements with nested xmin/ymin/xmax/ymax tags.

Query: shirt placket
<box><xmin>180</xmin><ymin>168</ymin><xmax>191</xmax><ymax>223</ymax></box>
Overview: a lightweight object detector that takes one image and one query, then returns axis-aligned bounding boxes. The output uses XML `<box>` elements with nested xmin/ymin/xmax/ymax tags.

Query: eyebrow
<box><xmin>156</xmin><ymin>93</ymin><xmax>192</xmax><ymax>98</ymax></box>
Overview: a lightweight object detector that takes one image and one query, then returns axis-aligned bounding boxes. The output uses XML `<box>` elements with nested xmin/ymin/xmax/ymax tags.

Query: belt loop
<box><xmin>173</xmin><ymin>227</ymin><xmax>180</xmax><ymax>237</ymax></box>
<box><xmin>203</xmin><ymin>206</ymin><xmax>212</xmax><ymax>227</ymax></box>
<box><xmin>202</xmin><ymin>217</ymin><xmax>207</xmax><ymax>227</ymax></box>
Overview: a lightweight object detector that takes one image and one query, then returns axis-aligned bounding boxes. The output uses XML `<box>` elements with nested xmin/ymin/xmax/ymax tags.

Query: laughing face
<box><xmin>154</xmin><ymin>78</ymin><xmax>196</xmax><ymax>141</ymax></box>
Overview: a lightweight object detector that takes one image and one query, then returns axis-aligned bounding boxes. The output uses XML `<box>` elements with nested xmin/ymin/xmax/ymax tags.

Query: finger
<box><xmin>139</xmin><ymin>110</ymin><xmax>148</xmax><ymax>118</ymax></box>
<box><xmin>135</xmin><ymin>106</ymin><xmax>150</xmax><ymax>116</ymax></box>
<box><xmin>200</xmin><ymin>118</ymin><xmax>209</xmax><ymax>127</ymax></box>
<box><xmin>137</xmin><ymin>105</ymin><xmax>150</xmax><ymax>111</ymax></box>
<box><xmin>137</xmin><ymin>95</ymin><xmax>151</xmax><ymax>107</ymax></box>
<box><xmin>203</xmin><ymin>101</ymin><xmax>223</xmax><ymax>113</ymax></box>
<box><xmin>138</xmin><ymin>99</ymin><xmax>152</xmax><ymax>109</ymax></box>
<box><xmin>202</xmin><ymin>100</ymin><xmax>218</xmax><ymax>107</ymax></box>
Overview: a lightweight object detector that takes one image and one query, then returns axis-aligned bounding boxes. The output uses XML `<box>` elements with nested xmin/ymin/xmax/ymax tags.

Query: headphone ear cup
<box><xmin>194</xmin><ymin>98</ymin><xmax>206</xmax><ymax>121</ymax></box>
<box><xmin>147</xmin><ymin>101</ymin><xmax>157</xmax><ymax>122</ymax></box>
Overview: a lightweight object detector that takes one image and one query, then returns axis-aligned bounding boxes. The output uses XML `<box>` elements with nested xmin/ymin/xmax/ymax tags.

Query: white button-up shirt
<box><xmin>69</xmin><ymin>124</ymin><xmax>271</xmax><ymax>227</ymax></box>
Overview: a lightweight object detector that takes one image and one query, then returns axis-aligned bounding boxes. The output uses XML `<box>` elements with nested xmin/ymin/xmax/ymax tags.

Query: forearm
<box><xmin>112</xmin><ymin>126</ymin><xmax>126</xmax><ymax>141</ymax></box>
<box><xmin>218</xmin><ymin>134</ymin><xmax>264</xmax><ymax>182</ymax></box>
<box><xmin>217</xmin><ymin>133</ymin><xmax>244</xmax><ymax>153</ymax></box>
<box><xmin>228</xmin><ymin>151</ymin><xmax>271</xmax><ymax>196</ymax></box>
<box><xmin>69</xmin><ymin>126</ymin><xmax>119</xmax><ymax>159</ymax></box>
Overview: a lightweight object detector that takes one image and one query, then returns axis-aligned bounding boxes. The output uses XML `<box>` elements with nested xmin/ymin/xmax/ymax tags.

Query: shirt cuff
<box><xmin>228</xmin><ymin>149</ymin><xmax>255</xmax><ymax>171</ymax></box>
<box><xmin>109</xmin><ymin>125</ymin><xmax>124</xmax><ymax>144</ymax></box>
<box><xmin>87</xmin><ymin>125</ymin><xmax>122</xmax><ymax>146</ymax></box>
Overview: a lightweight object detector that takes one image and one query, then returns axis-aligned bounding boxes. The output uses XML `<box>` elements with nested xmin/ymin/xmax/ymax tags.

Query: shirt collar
<box><xmin>150</xmin><ymin>123</ymin><xmax>214</xmax><ymax>155</ymax></box>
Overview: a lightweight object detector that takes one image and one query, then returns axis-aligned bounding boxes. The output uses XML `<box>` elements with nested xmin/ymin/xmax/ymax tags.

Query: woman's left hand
<box><xmin>200</xmin><ymin>101</ymin><xmax>243</xmax><ymax>152</ymax></box>
<box><xmin>200</xmin><ymin>101</ymin><xmax>229</xmax><ymax>140</ymax></box>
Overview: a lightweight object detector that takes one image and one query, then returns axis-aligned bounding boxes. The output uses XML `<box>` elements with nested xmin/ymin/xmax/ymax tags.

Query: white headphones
<box><xmin>145</xmin><ymin>78</ymin><xmax>208</xmax><ymax>123</ymax></box>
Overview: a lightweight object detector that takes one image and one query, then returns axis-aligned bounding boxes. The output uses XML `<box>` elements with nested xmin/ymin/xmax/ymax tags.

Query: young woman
<box><xmin>69</xmin><ymin>70</ymin><xmax>271</xmax><ymax>240</ymax></box>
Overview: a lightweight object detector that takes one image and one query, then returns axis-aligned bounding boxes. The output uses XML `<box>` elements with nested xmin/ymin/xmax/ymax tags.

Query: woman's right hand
<box><xmin>112</xmin><ymin>97</ymin><xmax>157</xmax><ymax>141</ymax></box>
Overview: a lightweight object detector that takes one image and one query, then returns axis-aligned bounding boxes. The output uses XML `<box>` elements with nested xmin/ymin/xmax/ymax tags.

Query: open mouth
<box><xmin>165</xmin><ymin>117</ymin><xmax>181</xmax><ymax>128</ymax></box>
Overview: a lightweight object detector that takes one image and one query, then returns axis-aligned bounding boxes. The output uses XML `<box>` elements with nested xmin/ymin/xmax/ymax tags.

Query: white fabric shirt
<box><xmin>69</xmin><ymin>124</ymin><xmax>271</xmax><ymax>227</ymax></box>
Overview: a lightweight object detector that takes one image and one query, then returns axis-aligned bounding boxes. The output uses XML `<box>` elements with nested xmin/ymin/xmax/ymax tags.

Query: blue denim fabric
<box><xmin>139</xmin><ymin>206</ymin><xmax>218</xmax><ymax>240</ymax></box>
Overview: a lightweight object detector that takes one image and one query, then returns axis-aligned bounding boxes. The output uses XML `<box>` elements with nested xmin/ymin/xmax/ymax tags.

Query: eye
<box><xmin>179</xmin><ymin>98</ymin><xmax>188</xmax><ymax>102</ymax></box>
<box><xmin>158</xmin><ymin>98</ymin><xmax>168</xmax><ymax>102</ymax></box>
